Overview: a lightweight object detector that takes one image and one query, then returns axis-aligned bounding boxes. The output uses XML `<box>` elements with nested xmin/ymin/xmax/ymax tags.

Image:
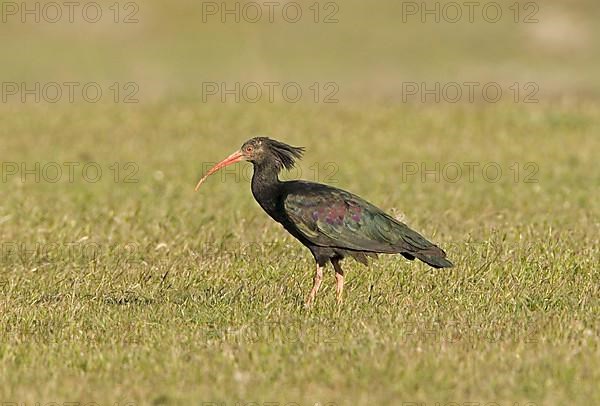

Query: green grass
<box><xmin>0</xmin><ymin>101</ymin><xmax>598</xmax><ymax>405</ymax></box>
<box><xmin>1</xmin><ymin>0</ymin><xmax>600</xmax><ymax>403</ymax></box>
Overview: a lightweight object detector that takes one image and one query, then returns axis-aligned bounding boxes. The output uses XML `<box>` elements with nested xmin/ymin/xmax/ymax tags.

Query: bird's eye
<box><xmin>245</xmin><ymin>146</ymin><xmax>253</xmax><ymax>153</ymax></box>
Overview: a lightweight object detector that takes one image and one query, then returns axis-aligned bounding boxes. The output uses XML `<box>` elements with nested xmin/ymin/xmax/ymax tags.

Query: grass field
<box><xmin>1</xmin><ymin>102</ymin><xmax>598</xmax><ymax>404</ymax></box>
<box><xmin>1</xmin><ymin>0</ymin><xmax>599</xmax><ymax>405</ymax></box>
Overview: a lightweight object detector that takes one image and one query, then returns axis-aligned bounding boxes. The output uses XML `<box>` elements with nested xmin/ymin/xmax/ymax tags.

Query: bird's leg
<box><xmin>305</xmin><ymin>264</ymin><xmax>324</xmax><ymax>307</ymax></box>
<box><xmin>332</xmin><ymin>259</ymin><xmax>345</xmax><ymax>304</ymax></box>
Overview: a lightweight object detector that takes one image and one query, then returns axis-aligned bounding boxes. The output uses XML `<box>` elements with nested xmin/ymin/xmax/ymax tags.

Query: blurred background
<box><xmin>1</xmin><ymin>0</ymin><xmax>598</xmax><ymax>102</ymax></box>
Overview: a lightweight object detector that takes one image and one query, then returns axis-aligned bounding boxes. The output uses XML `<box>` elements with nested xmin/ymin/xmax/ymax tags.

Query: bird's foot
<box><xmin>304</xmin><ymin>293</ymin><xmax>316</xmax><ymax>308</ymax></box>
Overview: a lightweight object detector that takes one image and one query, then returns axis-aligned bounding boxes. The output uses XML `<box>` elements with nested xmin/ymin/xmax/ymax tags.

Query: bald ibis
<box><xmin>195</xmin><ymin>137</ymin><xmax>453</xmax><ymax>306</ymax></box>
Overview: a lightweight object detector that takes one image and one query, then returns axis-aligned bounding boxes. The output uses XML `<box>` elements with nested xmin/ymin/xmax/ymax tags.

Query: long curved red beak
<box><xmin>194</xmin><ymin>150</ymin><xmax>245</xmax><ymax>191</ymax></box>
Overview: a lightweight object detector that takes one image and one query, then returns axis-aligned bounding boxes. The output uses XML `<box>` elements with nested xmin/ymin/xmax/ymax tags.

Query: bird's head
<box><xmin>195</xmin><ymin>137</ymin><xmax>304</xmax><ymax>191</ymax></box>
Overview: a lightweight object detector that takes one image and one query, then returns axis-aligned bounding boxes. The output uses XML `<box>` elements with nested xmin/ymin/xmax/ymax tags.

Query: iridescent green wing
<box><xmin>282</xmin><ymin>182</ymin><xmax>434</xmax><ymax>253</ymax></box>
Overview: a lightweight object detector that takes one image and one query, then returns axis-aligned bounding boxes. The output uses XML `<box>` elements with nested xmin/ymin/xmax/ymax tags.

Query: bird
<box><xmin>195</xmin><ymin>137</ymin><xmax>453</xmax><ymax>306</ymax></box>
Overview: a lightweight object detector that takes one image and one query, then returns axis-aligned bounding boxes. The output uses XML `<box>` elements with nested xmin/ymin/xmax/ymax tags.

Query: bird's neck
<box><xmin>251</xmin><ymin>162</ymin><xmax>282</xmax><ymax>215</ymax></box>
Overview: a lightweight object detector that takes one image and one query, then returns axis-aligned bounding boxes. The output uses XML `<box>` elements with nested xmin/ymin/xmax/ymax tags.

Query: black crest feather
<box><xmin>262</xmin><ymin>138</ymin><xmax>305</xmax><ymax>170</ymax></box>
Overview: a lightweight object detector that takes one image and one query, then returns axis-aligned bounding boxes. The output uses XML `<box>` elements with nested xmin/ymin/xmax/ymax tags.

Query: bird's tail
<box><xmin>414</xmin><ymin>246</ymin><xmax>454</xmax><ymax>268</ymax></box>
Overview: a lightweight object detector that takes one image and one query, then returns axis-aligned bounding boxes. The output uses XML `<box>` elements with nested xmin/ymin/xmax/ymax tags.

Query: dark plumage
<box><xmin>195</xmin><ymin>137</ymin><xmax>453</xmax><ymax>305</ymax></box>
